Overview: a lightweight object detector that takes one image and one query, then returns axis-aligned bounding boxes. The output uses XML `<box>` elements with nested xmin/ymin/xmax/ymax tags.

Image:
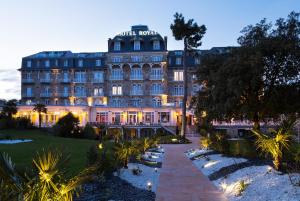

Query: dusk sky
<box><xmin>0</xmin><ymin>0</ymin><xmax>299</xmax><ymax>100</ymax></box>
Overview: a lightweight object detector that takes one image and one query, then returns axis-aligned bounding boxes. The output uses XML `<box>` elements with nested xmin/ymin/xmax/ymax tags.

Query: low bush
<box><xmin>228</xmin><ymin>139</ymin><xmax>258</xmax><ymax>158</ymax></box>
<box><xmin>83</xmin><ymin>124</ymin><xmax>98</xmax><ymax>140</ymax></box>
<box><xmin>15</xmin><ymin>117</ymin><xmax>34</xmax><ymax>129</ymax></box>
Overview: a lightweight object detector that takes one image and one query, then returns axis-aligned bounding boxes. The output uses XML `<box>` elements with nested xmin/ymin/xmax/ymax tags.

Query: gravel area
<box><xmin>74</xmin><ymin>176</ymin><xmax>155</xmax><ymax>201</ymax></box>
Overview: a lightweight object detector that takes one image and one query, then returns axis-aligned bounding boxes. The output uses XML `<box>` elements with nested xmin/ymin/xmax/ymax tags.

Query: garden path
<box><xmin>155</xmin><ymin>137</ymin><xmax>226</xmax><ymax>201</ymax></box>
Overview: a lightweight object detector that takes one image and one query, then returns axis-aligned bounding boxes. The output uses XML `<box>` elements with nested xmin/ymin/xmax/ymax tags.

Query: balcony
<box><xmin>130</xmin><ymin>75</ymin><xmax>143</xmax><ymax>80</ymax></box>
<box><xmin>93</xmin><ymin>92</ymin><xmax>104</xmax><ymax>97</ymax></box>
<box><xmin>110</xmin><ymin>75</ymin><xmax>123</xmax><ymax>81</ymax></box>
<box><xmin>150</xmin><ymin>90</ymin><xmax>163</xmax><ymax>95</ymax></box>
<box><xmin>92</xmin><ymin>78</ymin><xmax>104</xmax><ymax>83</ymax></box>
<box><xmin>75</xmin><ymin>92</ymin><xmax>86</xmax><ymax>97</ymax></box>
<box><xmin>150</xmin><ymin>75</ymin><xmax>163</xmax><ymax>80</ymax></box>
<box><xmin>60</xmin><ymin>78</ymin><xmax>71</xmax><ymax>83</ymax></box>
<box><xmin>22</xmin><ymin>78</ymin><xmax>34</xmax><ymax>83</ymax></box>
<box><xmin>74</xmin><ymin>78</ymin><xmax>86</xmax><ymax>83</ymax></box>
<box><xmin>40</xmin><ymin>92</ymin><xmax>51</xmax><ymax>97</ymax></box>
<box><xmin>130</xmin><ymin>90</ymin><xmax>143</xmax><ymax>96</ymax></box>
<box><xmin>59</xmin><ymin>92</ymin><xmax>69</xmax><ymax>97</ymax></box>
<box><xmin>40</xmin><ymin>78</ymin><xmax>51</xmax><ymax>83</ymax></box>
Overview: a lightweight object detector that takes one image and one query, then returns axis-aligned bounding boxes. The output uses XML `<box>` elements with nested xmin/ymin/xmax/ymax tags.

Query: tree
<box><xmin>170</xmin><ymin>13</ymin><xmax>206</xmax><ymax>138</ymax></box>
<box><xmin>55</xmin><ymin>112</ymin><xmax>82</xmax><ymax>138</ymax></box>
<box><xmin>115</xmin><ymin>141</ymin><xmax>136</xmax><ymax>168</ymax></box>
<box><xmin>0</xmin><ymin>99</ymin><xmax>17</xmax><ymax>119</ymax></box>
<box><xmin>193</xmin><ymin>11</ymin><xmax>300</xmax><ymax>129</ymax></box>
<box><xmin>33</xmin><ymin>103</ymin><xmax>47</xmax><ymax>128</ymax></box>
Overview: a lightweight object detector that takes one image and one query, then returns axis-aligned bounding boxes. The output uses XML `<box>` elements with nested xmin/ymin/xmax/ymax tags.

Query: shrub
<box><xmin>200</xmin><ymin>136</ymin><xmax>212</xmax><ymax>149</ymax></box>
<box><xmin>210</xmin><ymin>132</ymin><xmax>230</xmax><ymax>154</ymax></box>
<box><xmin>228</xmin><ymin>139</ymin><xmax>258</xmax><ymax>158</ymax></box>
<box><xmin>54</xmin><ymin>112</ymin><xmax>83</xmax><ymax>138</ymax></box>
<box><xmin>15</xmin><ymin>117</ymin><xmax>33</xmax><ymax>129</ymax></box>
<box><xmin>199</xmin><ymin>129</ymin><xmax>207</xmax><ymax>136</ymax></box>
<box><xmin>83</xmin><ymin>124</ymin><xmax>98</xmax><ymax>140</ymax></box>
<box><xmin>236</xmin><ymin>180</ymin><xmax>248</xmax><ymax>196</ymax></box>
<box><xmin>86</xmin><ymin>145</ymin><xmax>99</xmax><ymax>166</ymax></box>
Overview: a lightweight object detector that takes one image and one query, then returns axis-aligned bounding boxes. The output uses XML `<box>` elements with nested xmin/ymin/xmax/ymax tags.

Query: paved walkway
<box><xmin>156</xmin><ymin>137</ymin><xmax>226</xmax><ymax>201</ymax></box>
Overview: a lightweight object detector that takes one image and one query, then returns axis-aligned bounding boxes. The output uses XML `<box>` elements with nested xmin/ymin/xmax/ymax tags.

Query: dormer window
<box><xmin>27</xmin><ymin>60</ymin><xmax>32</xmax><ymax>68</ymax></box>
<box><xmin>114</xmin><ymin>41</ymin><xmax>121</xmax><ymax>51</ymax></box>
<box><xmin>153</xmin><ymin>40</ymin><xmax>160</xmax><ymax>50</ymax></box>
<box><xmin>134</xmin><ymin>40</ymin><xmax>140</xmax><ymax>51</ymax></box>
<box><xmin>176</xmin><ymin>57</ymin><xmax>182</xmax><ymax>65</ymax></box>
<box><xmin>45</xmin><ymin>60</ymin><xmax>50</xmax><ymax>67</ymax></box>
<box><xmin>78</xmin><ymin>59</ymin><xmax>83</xmax><ymax>67</ymax></box>
<box><xmin>95</xmin><ymin>59</ymin><xmax>101</xmax><ymax>66</ymax></box>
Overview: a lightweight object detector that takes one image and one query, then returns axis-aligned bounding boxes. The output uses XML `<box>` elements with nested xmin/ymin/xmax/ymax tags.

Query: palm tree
<box><xmin>252</xmin><ymin>128</ymin><xmax>291</xmax><ymax>171</ymax></box>
<box><xmin>115</xmin><ymin>142</ymin><xmax>136</xmax><ymax>168</ymax></box>
<box><xmin>139</xmin><ymin>137</ymin><xmax>151</xmax><ymax>154</ymax></box>
<box><xmin>0</xmin><ymin>149</ymin><xmax>93</xmax><ymax>201</ymax></box>
<box><xmin>170</xmin><ymin>13</ymin><xmax>206</xmax><ymax>138</ymax></box>
<box><xmin>33</xmin><ymin>103</ymin><xmax>47</xmax><ymax>128</ymax></box>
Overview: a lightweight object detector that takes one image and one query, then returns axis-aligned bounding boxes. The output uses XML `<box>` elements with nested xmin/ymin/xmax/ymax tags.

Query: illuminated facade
<box><xmin>18</xmin><ymin>25</ymin><xmax>230</xmax><ymax>127</ymax></box>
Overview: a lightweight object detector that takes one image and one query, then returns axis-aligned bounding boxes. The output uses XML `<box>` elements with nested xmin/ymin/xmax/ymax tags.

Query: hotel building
<box><xmin>18</xmin><ymin>25</ymin><xmax>229</xmax><ymax>128</ymax></box>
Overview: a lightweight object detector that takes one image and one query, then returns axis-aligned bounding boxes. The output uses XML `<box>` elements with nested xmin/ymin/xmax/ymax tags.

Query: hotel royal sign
<box><xmin>117</xmin><ymin>30</ymin><xmax>158</xmax><ymax>36</ymax></box>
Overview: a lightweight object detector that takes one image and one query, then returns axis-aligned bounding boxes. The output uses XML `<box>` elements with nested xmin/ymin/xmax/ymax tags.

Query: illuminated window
<box><xmin>112</xmin><ymin>85</ymin><xmax>122</xmax><ymax>95</ymax></box>
<box><xmin>174</xmin><ymin>71</ymin><xmax>183</xmax><ymax>81</ymax></box>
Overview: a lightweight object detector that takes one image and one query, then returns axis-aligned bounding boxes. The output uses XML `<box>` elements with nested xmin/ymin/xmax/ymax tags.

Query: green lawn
<box><xmin>0</xmin><ymin>129</ymin><xmax>98</xmax><ymax>176</ymax></box>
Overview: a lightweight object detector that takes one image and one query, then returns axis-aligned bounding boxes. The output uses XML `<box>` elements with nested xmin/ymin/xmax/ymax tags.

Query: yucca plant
<box><xmin>0</xmin><ymin>149</ymin><xmax>94</xmax><ymax>201</ymax></box>
<box><xmin>115</xmin><ymin>141</ymin><xmax>136</xmax><ymax>168</ymax></box>
<box><xmin>252</xmin><ymin>128</ymin><xmax>291</xmax><ymax>171</ymax></box>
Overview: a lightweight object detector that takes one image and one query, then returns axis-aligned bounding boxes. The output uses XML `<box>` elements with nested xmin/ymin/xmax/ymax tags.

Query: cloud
<box><xmin>0</xmin><ymin>69</ymin><xmax>21</xmax><ymax>100</ymax></box>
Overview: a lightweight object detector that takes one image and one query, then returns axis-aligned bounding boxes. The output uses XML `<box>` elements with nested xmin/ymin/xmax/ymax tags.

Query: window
<box><xmin>158</xmin><ymin>112</ymin><xmax>170</xmax><ymax>123</ymax></box>
<box><xmin>175</xmin><ymin>57</ymin><xmax>182</xmax><ymax>65</ymax></box>
<box><xmin>111</xmin><ymin>99</ymin><xmax>122</xmax><ymax>107</ymax></box>
<box><xmin>192</xmin><ymin>74</ymin><xmax>197</xmax><ymax>80</ymax></box>
<box><xmin>114</xmin><ymin>41</ymin><xmax>121</xmax><ymax>51</ymax></box>
<box><xmin>150</xmin><ymin>68</ymin><xmax>162</xmax><ymax>80</ymax></box>
<box><xmin>95</xmin><ymin>59</ymin><xmax>101</xmax><ymax>66</ymax></box>
<box><xmin>74</xmin><ymin>86</ymin><xmax>86</xmax><ymax>97</ymax></box>
<box><xmin>112</xmin><ymin>85</ymin><xmax>122</xmax><ymax>95</ymax></box>
<box><xmin>131</xmin><ymin>83</ymin><xmax>142</xmax><ymax>95</ymax></box>
<box><xmin>63</xmin><ymin>86</ymin><xmax>69</xmax><ymax>96</ymax></box>
<box><xmin>74</xmin><ymin>72</ymin><xmax>86</xmax><ymax>82</ymax></box>
<box><xmin>144</xmin><ymin>112</ymin><xmax>154</xmax><ymax>123</ymax></box>
<box><xmin>55</xmin><ymin>59</ymin><xmax>58</xmax><ymax>66</ymax></box>
<box><xmin>174</xmin><ymin>71</ymin><xmax>184</xmax><ymax>81</ymax></box>
<box><xmin>44</xmin><ymin>72</ymin><xmax>50</xmax><ymax>81</ymax></box>
<box><xmin>131</xmin><ymin>56</ymin><xmax>142</xmax><ymax>62</ymax></box>
<box><xmin>130</xmin><ymin>68</ymin><xmax>143</xmax><ymax>80</ymax></box>
<box><xmin>134</xmin><ymin>40</ymin><xmax>140</xmax><ymax>50</ymax></box>
<box><xmin>130</xmin><ymin>99</ymin><xmax>141</xmax><ymax>107</ymax></box>
<box><xmin>174</xmin><ymin>51</ymin><xmax>183</xmax><ymax>56</ymax></box>
<box><xmin>195</xmin><ymin>57</ymin><xmax>200</xmax><ymax>65</ymax></box>
<box><xmin>63</xmin><ymin>99</ymin><xmax>69</xmax><ymax>106</ymax></box>
<box><xmin>62</xmin><ymin>72</ymin><xmax>69</xmax><ymax>81</ymax></box>
<box><xmin>96</xmin><ymin>112</ymin><xmax>108</xmax><ymax>123</ymax></box>
<box><xmin>37</xmin><ymin>60</ymin><xmax>40</xmax><ymax>67</ymax></box>
<box><xmin>78</xmin><ymin>60</ymin><xmax>83</xmax><ymax>67</ymax></box>
<box><xmin>152</xmin><ymin>98</ymin><xmax>162</xmax><ymax>107</ymax></box>
<box><xmin>152</xmin><ymin>55</ymin><xmax>163</xmax><ymax>62</ymax></box>
<box><xmin>174</xmin><ymin>85</ymin><xmax>184</xmax><ymax>96</ymax></box>
<box><xmin>110</xmin><ymin>68</ymin><xmax>123</xmax><ymax>80</ymax></box>
<box><xmin>63</xmin><ymin>60</ymin><xmax>68</xmax><ymax>67</ymax></box>
<box><xmin>153</xmin><ymin>40</ymin><xmax>160</xmax><ymax>50</ymax></box>
<box><xmin>93</xmin><ymin>71</ymin><xmax>104</xmax><ymax>82</ymax></box>
<box><xmin>192</xmin><ymin>84</ymin><xmax>200</xmax><ymax>95</ymax></box>
<box><xmin>45</xmin><ymin>99</ymin><xmax>50</xmax><ymax>105</ymax></box>
<box><xmin>112</xmin><ymin>56</ymin><xmax>122</xmax><ymax>63</ymax></box>
<box><xmin>151</xmin><ymin>83</ymin><xmax>162</xmax><ymax>95</ymax></box>
<box><xmin>94</xmin><ymin>87</ymin><xmax>103</xmax><ymax>96</ymax></box>
<box><xmin>45</xmin><ymin>60</ymin><xmax>50</xmax><ymax>67</ymax></box>
<box><xmin>27</xmin><ymin>60</ymin><xmax>32</xmax><ymax>68</ymax></box>
<box><xmin>26</xmin><ymin>87</ymin><xmax>32</xmax><ymax>97</ymax></box>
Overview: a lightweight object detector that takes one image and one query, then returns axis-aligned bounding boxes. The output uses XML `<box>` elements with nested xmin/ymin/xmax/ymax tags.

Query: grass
<box><xmin>0</xmin><ymin>129</ymin><xmax>98</xmax><ymax>176</ymax></box>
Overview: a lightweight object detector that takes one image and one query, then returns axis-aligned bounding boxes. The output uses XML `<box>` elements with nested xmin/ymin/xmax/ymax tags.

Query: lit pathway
<box><xmin>156</xmin><ymin>137</ymin><xmax>226</xmax><ymax>201</ymax></box>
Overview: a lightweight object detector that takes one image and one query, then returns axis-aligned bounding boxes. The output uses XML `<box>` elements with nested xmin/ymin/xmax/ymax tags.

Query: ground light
<box><xmin>147</xmin><ymin>181</ymin><xmax>152</xmax><ymax>191</ymax></box>
<box><xmin>98</xmin><ymin>143</ymin><xmax>103</xmax><ymax>149</ymax></box>
<box><xmin>154</xmin><ymin>168</ymin><xmax>158</xmax><ymax>172</ymax></box>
